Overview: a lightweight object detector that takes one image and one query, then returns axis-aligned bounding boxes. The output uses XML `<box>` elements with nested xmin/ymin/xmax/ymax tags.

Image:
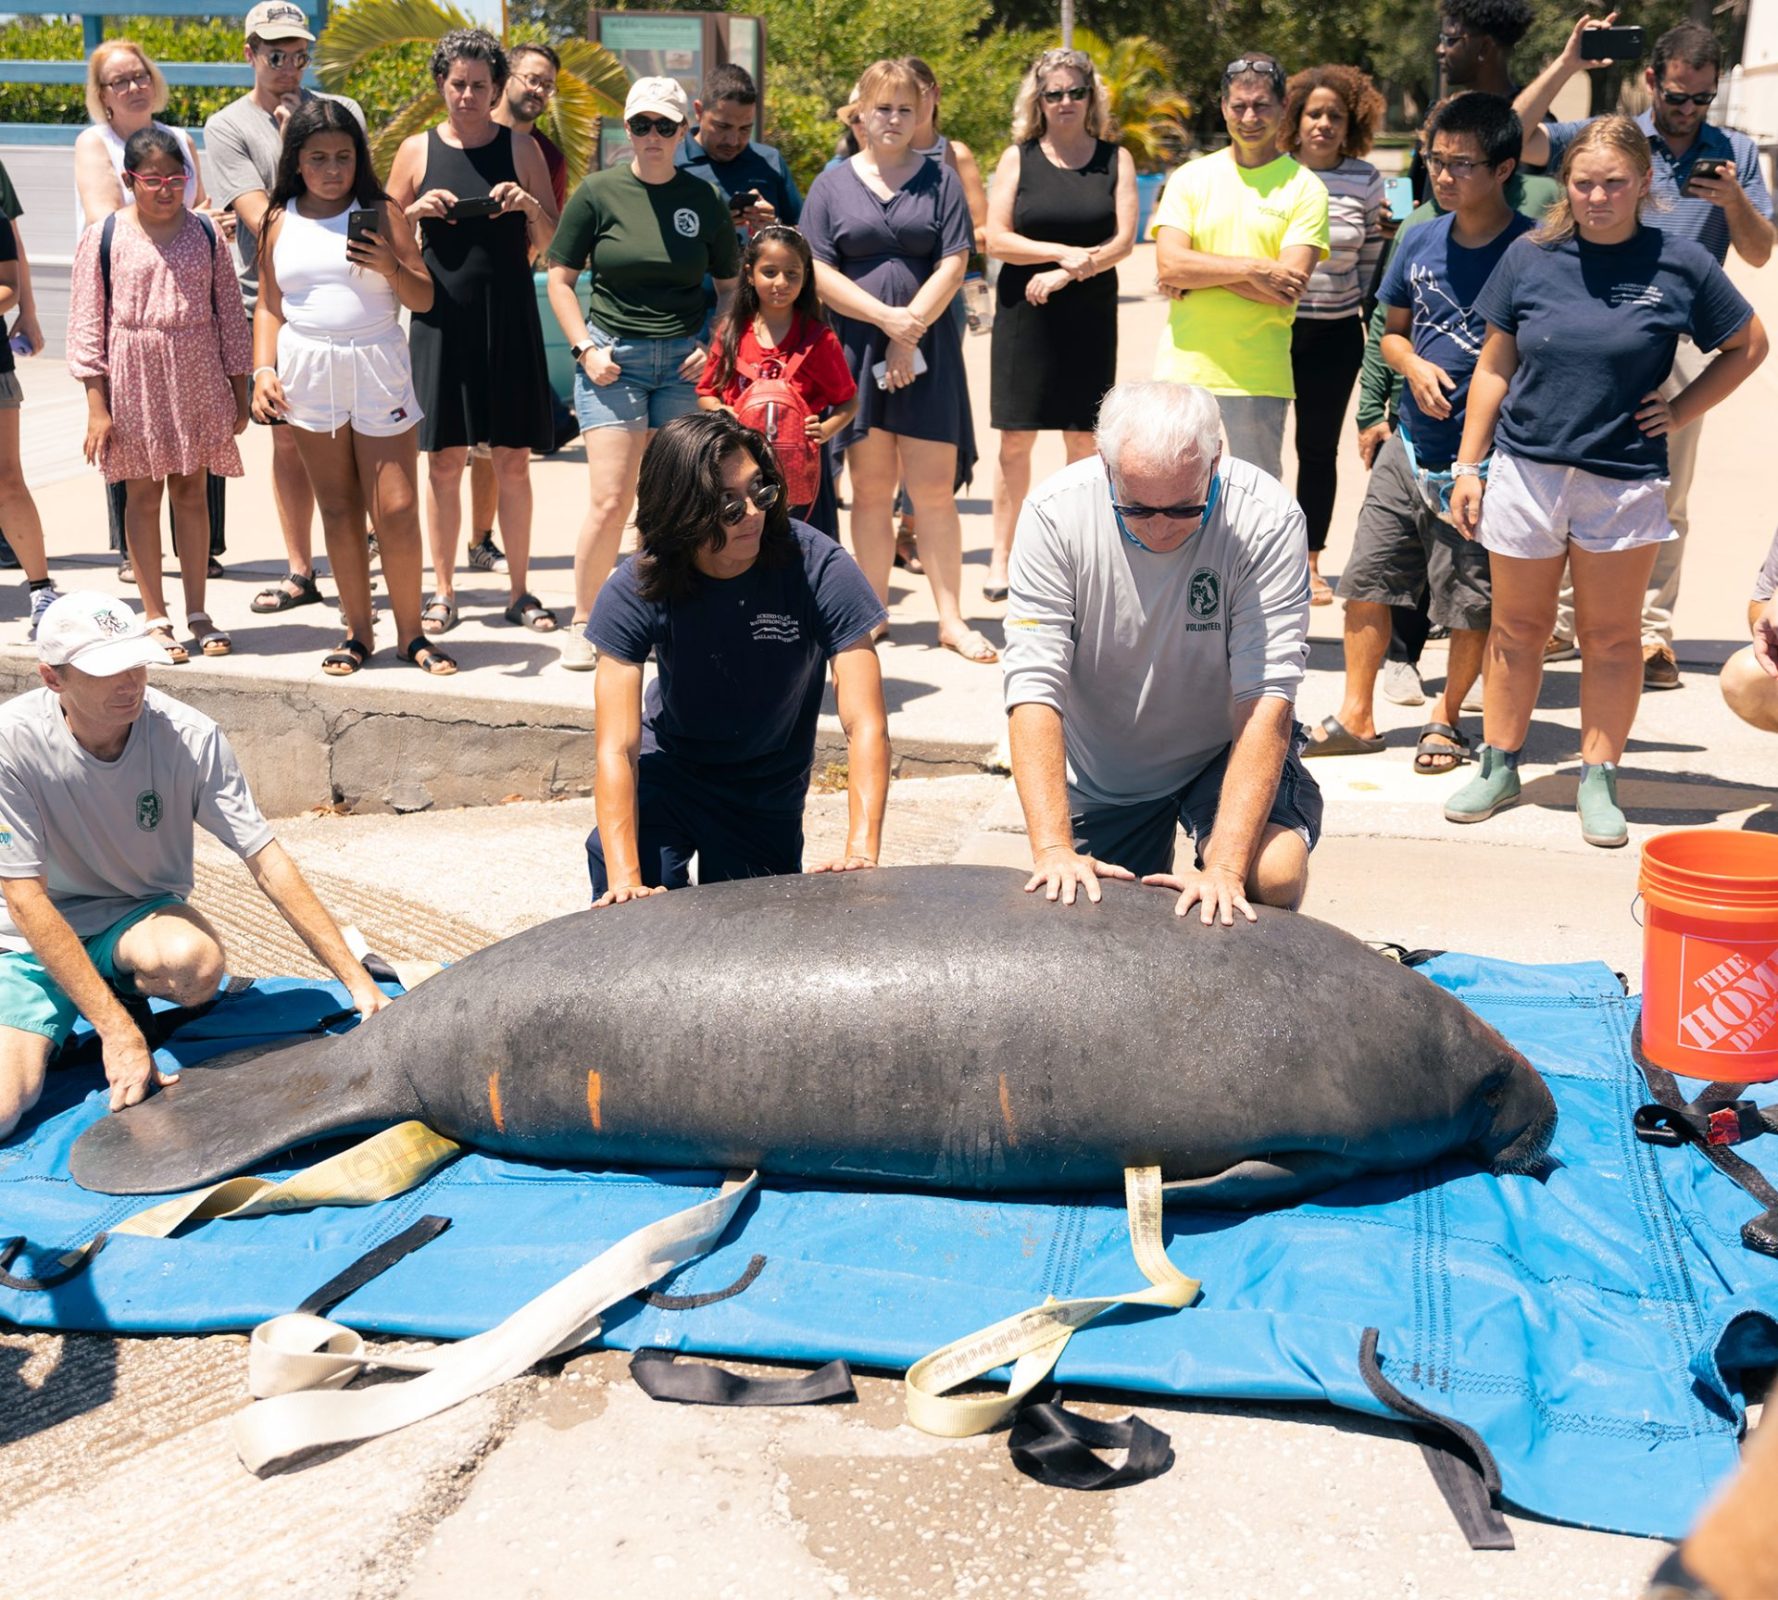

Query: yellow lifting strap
<box><xmin>903</xmin><ymin>1166</ymin><xmax>1200</xmax><ymax>1438</ymax></box>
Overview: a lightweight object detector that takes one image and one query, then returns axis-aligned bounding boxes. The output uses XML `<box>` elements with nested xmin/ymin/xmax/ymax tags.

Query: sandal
<box><xmin>502</xmin><ymin>592</ymin><xmax>558</xmax><ymax>632</ymax></box>
<box><xmin>398</xmin><ymin>635</ymin><xmax>458</xmax><ymax>676</ymax></box>
<box><xmin>1301</xmin><ymin>714</ymin><xmax>1386</xmax><ymax>758</ymax></box>
<box><xmin>940</xmin><ymin>627</ymin><xmax>998</xmax><ymax>665</ymax></box>
<box><xmin>321</xmin><ymin>638</ymin><xmax>372</xmax><ymax>677</ymax></box>
<box><xmin>186</xmin><ymin>611</ymin><xmax>231</xmax><ymax>657</ymax></box>
<box><xmin>1309</xmin><ymin>570</ymin><xmax>1335</xmax><ymax>606</ymax></box>
<box><xmin>207</xmin><ymin>556</ymin><xmax>225</xmax><ymax>580</ymax></box>
<box><xmin>144</xmin><ymin>619</ymin><xmax>188</xmax><ymax>665</ymax></box>
<box><xmin>420</xmin><ymin>593</ymin><xmax>458</xmax><ymax>636</ymax></box>
<box><xmin>250</xmin><ymin>571</ymin><xmax>322</xmax><ymax>614</ymax></box>
<box><xmin>118</xmin><ymin>556</ymin><xmax>135</xmax><ymax>586</ymax></box>
<box><xmin>1413</xmin><ymin>721</ymin><xmax>1474</xmax><ymax>776</ymax></box>
<box><xmin>983</xmin><ymin>582</ymin><xmax>1009</xmax><ymax>603</ymax></box>
<box><xmin>893</xmin><ymin>521</ymin><xmax>924</xmax><ymax>575</ymax></box>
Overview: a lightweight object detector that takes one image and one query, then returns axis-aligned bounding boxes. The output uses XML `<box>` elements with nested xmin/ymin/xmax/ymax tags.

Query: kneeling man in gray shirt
<box><xmin>0</xmin><ymin>593</ymin><xmax>389</xmax><ymax>1137</ymax></box>
<box><xmin>1004</xmin><ymin>380</ymin><xmax>1320</xmax><ymax>925</ymax></box>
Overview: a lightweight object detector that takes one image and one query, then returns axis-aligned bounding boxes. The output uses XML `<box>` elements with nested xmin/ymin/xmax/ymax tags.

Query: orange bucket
<box><xmin>1639</xmin><ymin>829</ymin><xmax>1778</xmax><ymax>1082</ymax></box>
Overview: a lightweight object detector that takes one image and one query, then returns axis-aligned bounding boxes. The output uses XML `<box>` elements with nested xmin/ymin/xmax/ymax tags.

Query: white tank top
<box><xmin>271</xmin><ymin>204</ymin><xmax>400</xmax><ymax>339</ymax></box>
<box><xmin>76</xmin><ymin>121</ymin><xmax>200</xmax><ymax>239</ymax></box>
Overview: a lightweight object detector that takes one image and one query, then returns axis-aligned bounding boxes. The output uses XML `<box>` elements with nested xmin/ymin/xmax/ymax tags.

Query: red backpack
<box><xmin>733</xmin><ymin>336</ymin><xmax>820</xmax><ymax>507</ymax></box>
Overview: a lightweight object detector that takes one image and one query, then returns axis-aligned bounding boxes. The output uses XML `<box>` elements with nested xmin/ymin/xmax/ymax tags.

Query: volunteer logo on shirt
<box><xmin>135</xmin><ymin>789</ymin><xmax>162</xmax><ymax>833</ymax></box>
<box><xmin>673</xmin><ymin>207</ymin><xmax>700</xmax><ymax>238</ymax></box>
<box><xmin>0</xmin><ymin>822</ymin><xmax>12</xmax><ymax>848</ymax></box>
<box><xmin>1187</xmin><ymin>568</ymin><xmax>1222</xmax><ymax>623</ymax></box>
<box><xmin>751</xmin><ymin>611</ymin><xmax>800</xmax><ymax>643</ymax></box>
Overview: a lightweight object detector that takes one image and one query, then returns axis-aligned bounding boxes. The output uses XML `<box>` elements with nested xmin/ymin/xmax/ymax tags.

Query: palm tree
<box><xmin>315</xmin><ymin>0</ymin><xmax>628</xmax><ymax>179</ymax></box>
<box><xmin>1070</xmin><ymin>26</ymin><xmax>1193</xmax><ymax>171</ymax></box>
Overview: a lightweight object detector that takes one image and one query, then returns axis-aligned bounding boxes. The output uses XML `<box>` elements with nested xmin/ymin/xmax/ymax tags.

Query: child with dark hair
<box><xmin>696</xmin><ymin>226</ymin><xmax>857</xmax><ymax>533</ymax></box>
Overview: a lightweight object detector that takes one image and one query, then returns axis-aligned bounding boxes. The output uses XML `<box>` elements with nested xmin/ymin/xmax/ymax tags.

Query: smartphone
<box><xmin>872</xmin><ymin>349</ymin><xmax>929</xmax><ymax>389</ymax></box>
<box><xmin>1688</xmin><ymin>157</ymin><xmax>1730</xmax><ymax>184</ymax></box>
<box><xmin>727</xmin><ymin>188</ymin><xmax>763</xmax><ymax>213</ymax></box>
<box><xmin>1578</xmin><ymin>24</ymin><xmax>1646</xmax><ymax>60</ymax></box>
<box><xmin>1385</xmin><ymin>176</ymin><xmax>1414</xmax><ymax>223</ymax></box>
<box><xmin>447</xmin><ymin>195</ymin><xmax>503</xmax><ymax>220</ymax></box>
<box><xmin>347</xmin><ymin>207</ymin><xmax>378</xmax><ymax>245</ymax></box>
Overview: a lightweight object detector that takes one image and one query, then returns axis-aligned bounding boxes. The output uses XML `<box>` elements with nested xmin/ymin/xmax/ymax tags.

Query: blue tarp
<box><xmin>2</xmin><ymin>953</ymin><xmax>1775</xmax><ymax>1538</ymax></box>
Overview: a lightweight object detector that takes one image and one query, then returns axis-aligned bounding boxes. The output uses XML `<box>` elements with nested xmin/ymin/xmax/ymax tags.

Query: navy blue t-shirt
<box><xmin>588</xmin><ymin>522</ymin><xmax>886</xmax><ymax>813</ymax></box>
<box><xmin>1474</xmin><ymin>226</ymin><xmax>1753</xmax><ymax>480</ymax></box>
<box><xmin>1377</xmin><ymin>210</ymin><xmax>1534</xmax><ymax>468</ymax></box>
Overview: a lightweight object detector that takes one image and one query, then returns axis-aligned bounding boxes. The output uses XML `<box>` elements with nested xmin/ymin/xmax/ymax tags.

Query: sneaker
<box><xmin>1382</xmin><ymin>658</ymin><xmax>1425</xmax><ymax>706</ymax></box>
<box><xmin>467</xmin><ymin>533</ymin><xmax>508</xmax><ymax>574</ymax></box>
<box><xmin>1642</xmin><ymin>643</ymin><xmax>1680</xmax><ymax>691</ymax></box>
<box><xmin>559</xmin><ymin>631</ymin><xmax>597</xmax><ymax>671</ymax></box>
<box><xmin>1577</xmin><ymin>762</ymin><xmax>1628</xmax><ymax>848</ymax></box>
<box><xmin>1444</xmin><ymin>745</ymin><xmax>1522</xmax><ymax>824</ymax></box>
<box><xmin>0</xmin><ymin>530</ymin><xmax>18</xmax><ymax>570</ymax></box>
<box><xmin>1543</xmin><ymin>633</ymin><xmax>1579</xmax><ymax>663</ymax></box>
<box><xmin>27</xmin><ymin>583</ymin><xmax>60</xmax><ymax>639</ymax></box>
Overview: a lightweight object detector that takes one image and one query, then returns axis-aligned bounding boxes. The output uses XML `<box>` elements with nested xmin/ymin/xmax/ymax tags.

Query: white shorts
<box><xmin>277</xmin><ymin>324</ymin><xmax>423</xmax><ymax>439</ymax></box>
<box><xmin>1479</xmin><ymin>451</ymin><xmax>1675</xmax><ymax>559</ymax></box>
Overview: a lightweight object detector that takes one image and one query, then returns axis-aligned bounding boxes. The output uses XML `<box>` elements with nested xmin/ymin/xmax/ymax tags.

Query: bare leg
<box><xmin>292</xmin><ymin>425</ymin><xmax>374</xmax><ymax>645</ymax></box>
<box><xmin>989</xmin><ymin>429</ymin><xmax>1037</xmax><ymax>593</ymax></box>
<box><xmin>470</xmin><ymin>450</ymin><xmax>498</xmax><ymax>542</ymax></box>
<box><xmin>125</xmin><ymin>476</ymin><xmax>171</xmax><ymax>621</ymax></box>
<box><xmin>0</xmin><ymin>1025</ymin><xmax>52</xmax><ymax>1139</ymax></box>
<box><xmin>165</xmin><ymin>470</ymin><xmax>210</xmax><ymax>623</ymax></box>
<box><xmin>110</xmin><ymin>903</ymin><xmax>226</xmax><ymax>1007</ymax></box>
<box><xmin>1320</xmin><ymin>598</ymin><xmax>1391</xmax><ymax>742</ymax></box>
<box><xmin>1417</xmin><ymin>626</ymin><xmax>1488</xmax><ymax>772</ymax></box>
<box><xmin>354</xmin><ymin>427</ymin><xmax>426</xmax><ymax>645</ymax></box>
<box><xmin>1570</xmin><ymin>541</ymin><xmax>1661</xmax><ymax>765</ymax></box>
<box><xmin>270</xmin><ymin>423</ymin><xmax>316</xmax><ymax>579</ymax></box>
<box><xmin>491</xmin><ymin>445</ymin><xmax>544</xmax><ymax>617</ymax></box>
<box><xmin>424</xmin><ymin>447</ymin><xmax>469</xmax><ymax>606</ymax></box>
<box><xmin>1199</xmin><ymin>821</ymin><xmax>1309</xmax><ymax>910</ymax></box>
<box><xmin>0</xmin><ymin>410</ymin><xmax>47</xmax><ymax>582</ymax></box>
<box><xmin>899</xmin><ymin>434</ymin><xmax>983</xmax><ymax>655</ymax></box>
<box><xmin>571</xmin><ymin>426</ymin><xmax>649</xmax><ymax>626</ymax></box>
<box><xmin>844</xmin><ymin>429</ymin><xmax>901</xmax><ymax>605</ymax></box>
<box><xmin>1482</xmin><ymin>551</ymin><xmax>1565</xmax><ymax>753</ymax></box>
<box><xmin>1721</xmin><ymin>647</ymin><xmax>1778</xmax><ymax>733</ymax></box>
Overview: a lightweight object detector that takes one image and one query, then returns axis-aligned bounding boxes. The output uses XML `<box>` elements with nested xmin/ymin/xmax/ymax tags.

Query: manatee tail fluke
<box><xmin>69</xmin><ymin>1036</ymin><xmax>408</xmax><ymax>1196</ymax></box>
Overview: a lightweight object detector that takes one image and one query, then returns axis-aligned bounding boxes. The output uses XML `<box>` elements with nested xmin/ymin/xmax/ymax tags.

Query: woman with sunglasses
<box><xmin>584</xmin><ymin>411</ymin><xmax>888</xmax><ymax>905</ymax></box>
<box><xmin>547</xmin><ymin>77</ymin><xmax>740</xmax><ymax>672</ymax></box>
<box><xmin>984</xmin><ymin>47</ymin><xmax>1135</xmax><ymax>604</ymax></box>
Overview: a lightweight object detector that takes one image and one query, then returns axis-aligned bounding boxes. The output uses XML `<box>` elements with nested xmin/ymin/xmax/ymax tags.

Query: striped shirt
<box><xmin>1296</xmin><ymin>157</ymin><xmax>1386</xmax><ymax>319</ymax></box>
<box><xmin>1544</xmin><ymin>112</ymin><xmax>1772</xmax><ymax>266</ymax></box>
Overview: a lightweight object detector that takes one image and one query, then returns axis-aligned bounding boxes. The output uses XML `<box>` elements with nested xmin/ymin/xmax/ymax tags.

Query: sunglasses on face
<box><xmin>125</xmin><ymin>169</ymin><xmax>184</xmax><ymax>194</ymax></box>
<box><xmin>627</xmin><ymin>115</ymin><xmax>681</xmax><ymax>138</ymax></box>
<box><xmin>1042</xmin><ymin>86</ymin><xmax>1090</xmax><ymax>104</ymax></box>
<box><xmin>1658</xmin><ymin>87</ymin><xmax>1716</xmax><ymax>107</ymax></box>
<box><xmin>720</xmin><ymin>478</ymin><xmax>780</xmax><ymax>526</ymax></box>
<box><xmin>1110</xmin><ymin>492</ymin><xmax>1211</xmax><ymax>520</ymax></box>
<box><xmin>104</xmin><ymin>71</ymin><xmax>153</xmax><ymax>92</ymax></box>
<box><xmin>256</xmin><ymin>47</ymin><xmax>310</xmax><ymax>70</ymax></box>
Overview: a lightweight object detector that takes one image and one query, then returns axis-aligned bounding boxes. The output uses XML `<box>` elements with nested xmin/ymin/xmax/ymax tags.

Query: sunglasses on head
<box><xmin>1041</xmin><ymin>85</ymin><xmax>1090</xmax><ymax>104</ymax></box>
<box><xmin>1223</xmin><ymin>57</ymin><xmax>1285</xmax><ymax>94</ymax></box>
<box><xmin>627</xmin><ymin>115</ymin><xmax>681</xmax><ymax>138</ymax></box>
<box><xmin>256</xmin><ymin>46</ymin><xmax>309</xmax><ymax>70</ymax></box>
<box><xmin>720</xmin><ymin>478</ymin><xmax>780</xmax><ymax>526</ymax></box>
<box><xmin>1658</xmin><ymin>87</ymin><xmax>1716</xmax><ymax>107</ymax></box>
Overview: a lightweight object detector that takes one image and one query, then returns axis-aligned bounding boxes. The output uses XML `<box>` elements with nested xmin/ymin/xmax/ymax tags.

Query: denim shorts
<box><xmin>572</xmin><ymin>324</ymin><xmax>704</xmax><ymax>433</ymax></box>
<box><xmin>0</xmin><ymin>893</ymin><xmax>182</xmax><ymax>1046</ymax></box>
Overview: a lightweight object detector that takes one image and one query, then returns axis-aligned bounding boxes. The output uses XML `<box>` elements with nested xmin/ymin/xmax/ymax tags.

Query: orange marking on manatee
<box><xmin>587</xmin><ymin>1070</ymin><xmax>602</xmax><ymax>1132</ymax></box>
<box><xmin>998</xmin><ymin>1073</ymin><xmax>1020</xmax><ymax>1148</ymax></box>
<box><xmin>488</xmin><ymin>1070</ymin><xmax>504</xmax><ymax>1133</ymax></box>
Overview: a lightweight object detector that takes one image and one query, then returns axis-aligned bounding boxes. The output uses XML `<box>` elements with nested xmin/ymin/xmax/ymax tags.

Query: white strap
<box><xmin>231</xmin><ymin>1171</ymin><xmax>758</xmax><ymax>1473</ymax></box>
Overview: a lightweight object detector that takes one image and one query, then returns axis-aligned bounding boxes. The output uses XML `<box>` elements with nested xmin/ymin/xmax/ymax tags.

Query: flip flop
<box><xmin>187</xmin><ymin>611</ymin><xmax>231</xmax><ymax>657</ymax></box>
<box><xmin>1301</xmin><ymin>714</ymin><xmax>1385</xmax><ymax>758</ymax></box>
<box><xmin>941</xmin><ymin>627</ymin><xmax>998</xmax><ymax>665</ymax></box>
<box><xmin>1413</xmin><ymin>721</ymin><xmax>1475</xmax><ymax>775</ymax></box>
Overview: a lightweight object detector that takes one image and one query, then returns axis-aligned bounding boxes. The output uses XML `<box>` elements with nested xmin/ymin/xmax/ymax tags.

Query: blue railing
<box><xmin>3</xmin><ymin>2</ymin><xmax>328</xmax><ymax>89</ymax></box>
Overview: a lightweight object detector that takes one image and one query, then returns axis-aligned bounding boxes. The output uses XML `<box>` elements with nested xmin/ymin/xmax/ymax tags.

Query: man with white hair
<box><xmin>0</xmin><ymin>592</ymin><xmax>388</xmax><ymax>1139</ymax></box>
<box><xmin>1003</xmin><ymin>380</ymin><xmax>1318</xmax><ymax>925</ymax></box>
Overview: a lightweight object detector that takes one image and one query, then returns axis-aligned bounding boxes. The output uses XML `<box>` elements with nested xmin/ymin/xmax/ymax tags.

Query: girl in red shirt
<box><xmin>698</xmin><ymin>225</ymin><xmax>857</xmax><ymax>531</ymax></box>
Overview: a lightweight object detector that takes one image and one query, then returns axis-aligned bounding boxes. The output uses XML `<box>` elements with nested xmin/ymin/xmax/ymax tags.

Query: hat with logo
<box><xmin>36</xmin><ymin>592</ymin><xmax>173</xmax><ymax>675</ymax></box>
<box><xmin>624</xmin><ymin>76</ymin><xmax>689</xmax><ymax>124</ymax></box>
<box><xmin>245</xmin><ymin>1</ymin><xmax>316</xmax><ymax>43</ymax></box>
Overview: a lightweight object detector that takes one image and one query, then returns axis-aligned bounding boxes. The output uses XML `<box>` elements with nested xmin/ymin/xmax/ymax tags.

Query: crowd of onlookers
<box><xmin>0</xmin><ymin>5</ymin><xmax>1770</xmax><ymax>770</ymax></box>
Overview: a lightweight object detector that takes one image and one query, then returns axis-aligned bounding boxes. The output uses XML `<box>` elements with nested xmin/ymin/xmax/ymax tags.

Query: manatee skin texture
<box><xmin>70</xmin><ymin>866</ymin><xmax>1556</xmax><ymax>1201</ymax></box>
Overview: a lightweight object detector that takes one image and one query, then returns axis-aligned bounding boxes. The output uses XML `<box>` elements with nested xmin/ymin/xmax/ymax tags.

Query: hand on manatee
<box><xmin>1143</xmin><ymin>863</ymin><xmax>1257</xmax><ymax>927</ymax></box>
<box><xmin>1024</xmin><ymin>846</ymin><xmax>1135</xmax><ymax>906</ymax></box>
<box><xmin>101</xmin><ymin>1023</ymin><xmax>177</xmax><ymax>1112</ymax></box>
<box><xmin>593</xmin><ymin>883</ymin><xmax>669</xmax><ymax>909</ymax></box>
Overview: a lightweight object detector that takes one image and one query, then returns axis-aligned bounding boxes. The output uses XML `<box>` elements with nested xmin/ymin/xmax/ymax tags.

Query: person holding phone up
<box><xmin>1514</xmin><ymin>16</ymin><xmax>1774</xmax><ymax>690</ymax></box>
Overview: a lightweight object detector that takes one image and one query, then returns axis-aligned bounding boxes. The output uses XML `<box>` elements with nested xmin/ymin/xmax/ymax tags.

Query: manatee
<box><xmin>69</xmin><ymin>866</ymin><xmax>1556</xmax><ymax>1201</ymax></box>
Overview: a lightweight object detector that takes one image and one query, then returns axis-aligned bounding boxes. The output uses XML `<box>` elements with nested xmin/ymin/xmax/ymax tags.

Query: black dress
<box><xmin>989</xmin><ymin>138</ymin><xmax>1119</xmax><ymax>433</ymax></box>
<box><xmin>409</xmin><ymin>126</ymin><xmax>554</xmax><ymax>454</ymax></box>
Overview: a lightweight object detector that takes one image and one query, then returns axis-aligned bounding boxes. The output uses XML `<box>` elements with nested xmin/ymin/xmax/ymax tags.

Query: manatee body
<box><xmin>70</xmin><ymin>866</ymin><xmax>1556</xmax><ymax>1201</ymax></box>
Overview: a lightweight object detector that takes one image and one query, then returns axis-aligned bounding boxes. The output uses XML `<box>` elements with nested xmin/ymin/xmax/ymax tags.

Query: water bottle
<box><xmin>963</xmin><ymin>274</ymin><xmax>992</xmax><ymax>336</ymax></box>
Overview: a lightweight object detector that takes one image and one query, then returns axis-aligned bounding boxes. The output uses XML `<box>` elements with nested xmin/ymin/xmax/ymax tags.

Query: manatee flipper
<box><xmin>70</xmin><ymin>1036</ymin><xmax>412</xmax><ymax>1196</ymax></box>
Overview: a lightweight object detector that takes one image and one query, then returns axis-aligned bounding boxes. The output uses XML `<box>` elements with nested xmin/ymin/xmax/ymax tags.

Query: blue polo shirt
<box><xmin>676</xmin><ymin>134</ymin><xmax>803</xmax><ymax>224</ymax></box>
<box><xmin>1544</xmin><ymin>110</ymin><xmax>1772</xmax><ymax>264</ymax></box>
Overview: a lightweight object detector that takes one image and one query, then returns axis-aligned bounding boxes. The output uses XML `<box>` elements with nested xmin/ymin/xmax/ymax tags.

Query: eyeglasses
<box><xmin>125</xmin><ymin>169</ymin><xmax>184</xmax><ymax>193</ymax></box>
<box><xmin>1436</xmin><ymin>30</ymin><xmax>1470</xmax><ymax>47</ymax></box>
<box><xmin>1222</xmin><ymin>57</ymin><xmax>1285</xmax><ymax>93</ymax></box>
<box><xmin>256</xmin><ymin>47</ymin><xmax>310</xmax><ymax>70</ymax></box>
<box><xmin>627</xmin><ymin>115</ymin><xmax>681</xmax><ymax>138</ymax></box>
<box><xmin>1041</xmin><ymin>86</ymin><xmax>1091</xmax><ymax>104</ymax></box>
<box><xmin>719</xmin><ymin>478</ymin><xmax>780</xmax><ymax>526</ymax></box>
<box><xmin>104</xmin><ymin>71</ymin><xmax>153</xmax><ymax>92</ymax></box>
<box><xmin>516</xmin><ymin>72</ymin><xmax>556</xmax><ymax>95</ymax></box>
<box><xmin>1658</xmin><ymin>87</ymin><xmax>1717</xmax><ymax>107</ymax></box>
<box><xmin>1426</xmin><ymin>154</ymin><xmax>1486</xmax><ymax>178</ymax></box>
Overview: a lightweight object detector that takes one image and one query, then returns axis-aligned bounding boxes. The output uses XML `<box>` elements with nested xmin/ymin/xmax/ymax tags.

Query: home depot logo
<box><xmin>1675</xmin><ymin>940</ymin><xmax>1778</xmax><ymax>1054</ymax></box>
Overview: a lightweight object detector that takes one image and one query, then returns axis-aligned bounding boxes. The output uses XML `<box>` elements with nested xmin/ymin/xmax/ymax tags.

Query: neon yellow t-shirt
<box><xmin>1148</xmin><ymin>149</ymin><xmax>1331</xmax><ymax>398</ymax></box>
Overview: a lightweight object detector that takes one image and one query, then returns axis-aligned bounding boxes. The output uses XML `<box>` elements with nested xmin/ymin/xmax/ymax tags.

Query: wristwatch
<box><xmin>571</xmin><ymin>339</ymin><xmax>598</xmax><ymax>361</ymax></box>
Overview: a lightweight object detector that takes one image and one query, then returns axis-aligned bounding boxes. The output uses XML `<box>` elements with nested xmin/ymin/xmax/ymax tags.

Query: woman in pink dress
<box><xmin>67</xmin><ymin>126</ymin><xmax>250</xmax><ymax>662</ymax></box>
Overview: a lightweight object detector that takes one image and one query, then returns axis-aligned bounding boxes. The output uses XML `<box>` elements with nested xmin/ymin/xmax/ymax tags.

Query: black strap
<box><xmin>1644</xmin><ymin>1547</ymin><xmax>1723</xmax><ymax>1599</ymax></box>
<box><xmin>629</xmin><ymin>1349</ymin><xmax>855</xmax><ymax>1407</ymax></box>
<box><xmin>1630</xmin><ymin>1021</ymin><xmax>1778</xmax><ymax>1259</ymax></box>
<box><xmin>1007</xmin><ymin>1400</ymin><xmax>1173</xmax><ymax>1491</ymax></box>
<box><xmin>101</xmin><ymin>207</ymin><xmax>214</xmax><ymax>313</ymax></box>
<box><xmin>1358</xmin><ymin>1327</ymin><xmax>1514</xmax><ymax>1551</ymax></box>
<box><xmin>639</xmin><ymin>1252</ymin><xmax>766</xmax><ymax>1311</ymax></box>
<box><xmin>1368</xmin><ymin>942</ymin><xmax>1447</xmax><ymax>968</ymax></box>
<box><xmin>296</xmin><ymin>1216</ymin><xmax>451</xmax><ymax>1317</ymax></box>
<box><xmin>0</xmin><ymin>1232</ymin><xmax>108</xmax><ymax>1292</ymax></box>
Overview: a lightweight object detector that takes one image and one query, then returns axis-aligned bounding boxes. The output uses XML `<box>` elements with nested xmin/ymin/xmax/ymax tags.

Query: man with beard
<box><xmin>676</xmin><ymin>63</ymin><xmax>801</xmax><ymax>237</ymax></box>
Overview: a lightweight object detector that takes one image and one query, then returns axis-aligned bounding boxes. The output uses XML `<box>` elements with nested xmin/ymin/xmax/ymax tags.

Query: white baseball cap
<box><xmin>245</xmin><ymin>1</ymin><xmax>316</xmax><ymax>43</ymax></box>
<box><xmin>36</xmin><ymin>592</ymin><xmax>173</xmax><ymax>676</ymax></box>
<box><xmin>624</xmin><ymin>76</ymin><xmax>688</xmax><ymax>125</ymax></box>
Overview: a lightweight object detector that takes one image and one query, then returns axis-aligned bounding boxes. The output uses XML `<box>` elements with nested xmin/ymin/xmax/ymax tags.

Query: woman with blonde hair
<box><xmin>983</xmin><ymin>46</ymin><xmax>1136</xmax><ymax>601</ymax></box>
<box><xmin>1447</xmin><ymin>115</ymin><xmax>1767</xmax><ymax>847</ymax></box>
<box><xmin>801</xmin><ymin>56</ymin><xmax>993</xmax><ymax>663</ymax></box>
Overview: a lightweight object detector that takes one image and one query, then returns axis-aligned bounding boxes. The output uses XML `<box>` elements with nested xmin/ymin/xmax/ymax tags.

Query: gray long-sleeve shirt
<box><xmin>1002</xmin><ymin>455</ymin><xmax>1310</xmax><ymax>808</ymax></box>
